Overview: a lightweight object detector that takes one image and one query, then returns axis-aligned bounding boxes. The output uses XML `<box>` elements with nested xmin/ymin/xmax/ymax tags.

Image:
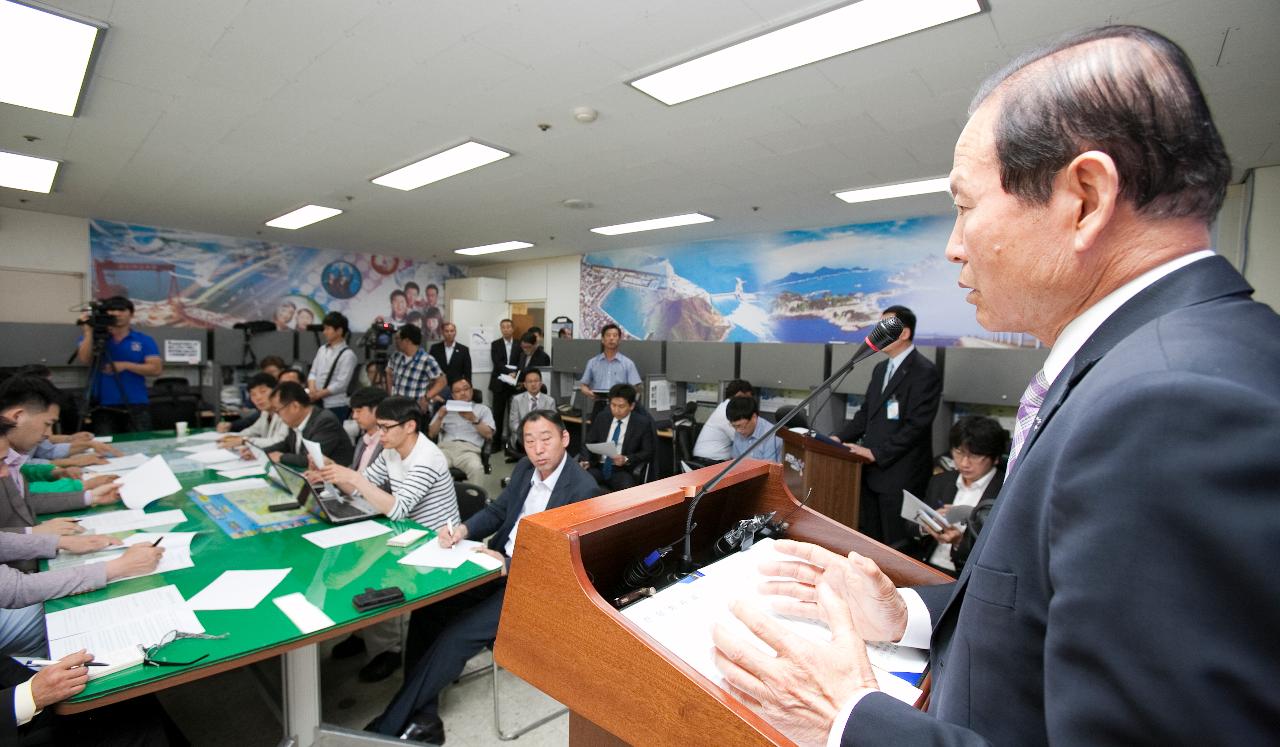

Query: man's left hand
<box><xmin>847</xmin><ymin>444</ymin><xmax>875</xmax><ymax>462</ymax></box>
<box><xmin>713</xmin><ymin>578</ymin><xmax>878</xmax><ymax>746</ymax></box>
<box><xmin>472</xmin><ymin>547</ymin><xmax>507</xmax><ymax>575</ymax></box>
<box><xmin>460</xmin><ymin>410</ymin><xmax>478</xmax><ymax>423</ymax></box>
<box><xmin>609</xmin><ymin>454</ymin><xmax>627</xmax><ymax>466</ymax></box>
<box><xmin>88</xmin><ymin>483</ymin><xmax>122</xmax><ymax>506</ymax></box>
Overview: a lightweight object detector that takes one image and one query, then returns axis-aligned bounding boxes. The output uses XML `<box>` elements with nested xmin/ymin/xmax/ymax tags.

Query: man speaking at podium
<box><xmin>712</xmin><ymin>26</ymin><xmax>1280</xmax><ymax>745</ymax></box>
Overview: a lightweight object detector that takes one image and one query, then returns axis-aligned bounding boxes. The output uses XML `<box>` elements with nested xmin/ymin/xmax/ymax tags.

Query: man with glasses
<box><xmin>917</xmin><ymin>416</ymin><xmax>1007</xmax><ymax>575</ymax></box>
<box><xmin>727</xmin><ymin>396</ymin><xmax>781</xmax><ymax>463</ymax></box>
<box><xmin>258</xmin><ymin>382</ymin><xmax>353</xmax><ymax>469</ymax></box>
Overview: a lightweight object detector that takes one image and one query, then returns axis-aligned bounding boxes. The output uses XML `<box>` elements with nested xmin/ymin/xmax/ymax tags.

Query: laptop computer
<box><xmin>264</xmin><ymin>458</ymin><xmax>381</xmax><ymax>525</ymax></box>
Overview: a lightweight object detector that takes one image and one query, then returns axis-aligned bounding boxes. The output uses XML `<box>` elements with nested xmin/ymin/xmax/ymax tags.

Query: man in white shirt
<box><xmin>217</xmin><ymin>373</ymin><xmax>288</xmax><ymax>449</ymax></box>
<box><xmin>710</xmin><ymin>25</ymin><xmax>1280</xmax><ymax>746</ymax></box>
<box><xmin>427</xmin><ymin>379</ymin><xmax>494</xmax><ymax>483</ymax></box>
<box><xmin>368</xmin><ymin>410</ymin><xmax>600</xmax><ymax>742</ymax></box>
<box><xmin>307</xmin><ymin>311</ymin><xmax>358</xmax><ymax>422</ymax></box>
<box><xmin>692</xmin><ymin>379</ymin><xmax>755</xmax><ymax>462</ymax></box>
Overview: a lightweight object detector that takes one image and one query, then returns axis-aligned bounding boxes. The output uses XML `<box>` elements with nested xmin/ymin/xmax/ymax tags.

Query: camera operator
<box><xmin>75</xmin><ymin>296</ymin><xmax>162</xmax><ymax>433</ymax></box>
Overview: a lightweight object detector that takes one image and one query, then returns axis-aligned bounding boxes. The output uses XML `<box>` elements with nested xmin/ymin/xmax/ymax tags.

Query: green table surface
<box><xmin>43</xmin><ymin>429</ymin><xmax>497</xmax><ymax>707</ymax></box>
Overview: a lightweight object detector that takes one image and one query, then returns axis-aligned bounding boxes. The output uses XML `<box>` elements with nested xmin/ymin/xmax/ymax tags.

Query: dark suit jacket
<box><xmin>845</xmin><ymin>256</ymin><xmax>1280</xmax><ymax>744</ymax></box>
<box><xmin>916</xmin><ymin>468</ymin><xmax>1004</xmax><ymax>571</ymax></box>
<box><xmin>464</xmin><ymin>455</ymin><xmax>601</xmax><ymax>558</ymax></box>
<box><xmin>263</xmin><ymin>406</ymin><xmax>354</xmax><ymax>469</ymax></box>
<box><xmin>580</xmin><ymin>407</ymin><xmax>656</xmax><ymax>475</ymax></box>
<box><xmin>514</xmin><ymin>348</ymin><xmax>551</xmax><ymax>388</ymax></box>
<box><xmin>1</xmin><ymin>476</ymin><xmax>85</xmax><ymax>570</ymax></box>
<box><xmin>838</xmin><ymin>349</ymin><xmax>941</xmax><ymax>496</ymax></box>
<box><xmin>429</xmin><ymin>342</ymin><xmax>472</xmax><ymax>386</ymax></box>
<box><xmin>488</xmin><ymin>338</ymin><xmax>520</xmax><ymax>392</ymax></box>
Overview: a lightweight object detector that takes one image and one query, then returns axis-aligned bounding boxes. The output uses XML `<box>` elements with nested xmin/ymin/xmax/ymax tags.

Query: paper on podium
<box><xmin>444</xmin><ymin>399</ymin><xmax>474</xmax><ymax>412</ymax></box>
<box><xmin>116</xmin><ymin>455</ymin><xmax>182</xmax><ymax>509</ymax></box>
<box><xmin>585</xmin><ymin>441</ymin><xmax>621</xmax><ymax>457</ymax></box>
<box><xmin>619</xmin><ymin>538</ymin><xmax>924</xmax><ymax>709</ymax></box>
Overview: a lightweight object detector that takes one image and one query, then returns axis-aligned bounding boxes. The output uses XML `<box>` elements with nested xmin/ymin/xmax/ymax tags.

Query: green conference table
<box><xmin>42</xmin><ymin>429</ymin><xmax>498</xmax><ymax>746</ymax></box>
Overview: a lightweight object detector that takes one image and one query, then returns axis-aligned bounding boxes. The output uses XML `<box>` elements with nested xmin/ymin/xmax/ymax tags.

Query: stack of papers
<box><xmin>76</xmin><ymin>509</ymin><xmax>187</xmax><ymax>535</ymax></box>
<box><xmin>301</xmin><ymin>520</ymin><xmax>391</xmax><ymax>549</ymax></box>
<box><xmin>188</xmin><ymin>569</ymin><xmax>290</xmax><ymax>611</ymax></box>
<box><xmin>116</xmin><ymin>455</ymin><xmax>182</xmax><ymax>509</ymax></box>
<box><xmin>46</xmin><ymin>585</ymin><xmax>203</xmax><ymax>659</ymax></box>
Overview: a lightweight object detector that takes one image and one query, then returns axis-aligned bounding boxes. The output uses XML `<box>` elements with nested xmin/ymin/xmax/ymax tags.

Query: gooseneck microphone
<box><xmin>679</xmin><ymin>315</ymin><xmax>904</xmax><ymax>571</ymax></box>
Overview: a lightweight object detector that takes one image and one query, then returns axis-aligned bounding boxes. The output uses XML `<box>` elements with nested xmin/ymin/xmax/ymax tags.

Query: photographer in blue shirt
<box><xmin>75</xmin><ymin>296</ymin><xmax>162</xmax><ymax>434</ymax></box>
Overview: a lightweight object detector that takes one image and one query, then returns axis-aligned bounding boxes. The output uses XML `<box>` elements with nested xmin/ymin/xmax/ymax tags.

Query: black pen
<box><xmin>21</xmin><ymin>658</ymin><xmax>108</xmax><ymax>667</ymax></box>
<box><xmin>150</xmin><ymin>536</ymin><xmax>164</xmax><ymax>547</ymax></box>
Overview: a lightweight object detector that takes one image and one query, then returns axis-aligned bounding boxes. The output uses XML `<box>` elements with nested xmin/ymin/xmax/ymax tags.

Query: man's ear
<box><xmin>1060</xmin><ymin>149</ymin><xmax>1119</xmax><ymax>254</ymax></box>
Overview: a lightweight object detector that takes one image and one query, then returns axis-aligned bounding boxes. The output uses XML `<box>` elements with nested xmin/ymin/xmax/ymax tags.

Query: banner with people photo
<box><xmin>89</xmin><ymin>218</ymin><xmax>464</xmax><ymax>334</ymax></box>
<box><xmin>580</xmin><ymin>215</ymin><xmax>1037</xmax><ymax>348</ymax></box>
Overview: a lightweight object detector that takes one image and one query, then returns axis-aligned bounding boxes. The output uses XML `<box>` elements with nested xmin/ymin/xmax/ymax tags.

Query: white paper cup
<box><xmin>175</xmin><ymin>421</ymin><xmax>189</xmax><ymax>439</ymax></box>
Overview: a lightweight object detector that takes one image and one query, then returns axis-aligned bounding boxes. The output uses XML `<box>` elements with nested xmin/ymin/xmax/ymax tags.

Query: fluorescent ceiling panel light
<box><xmin>265</xmin><ymin>205</ymin><xmax>343</xmax><ymax>230</ymax></box>
<box><xmin>0</xmin><ymin>1</ymin><xmax>103</xmax><ymax>116</ymax></box>
<box><xmin>372</xmin><ymin>141</ymin><xmax>511</xmax><ymax>191</ymax></box>
<box><xmin>833</xmin><ymin>176</ymin><xmax>950</xmax><ymax>204</ymax></box>
<box><xmin>454</xmin><ymin>241</ymin><xmax>534</xmax><ymax>256</ymax></box>
<box><xmin>590</xmin><ymin>213</ymin><xmax>715</xmax><ymax>236</ymax></box>
<box><xmin>0</xmin><ymin>150</ymin><xmax>59</xmax><ymax>193</ymax></box>
<box><xmin>631</xmin><ymin>0</ymin><xmax>981</xmax><ymax>105</ymax></box>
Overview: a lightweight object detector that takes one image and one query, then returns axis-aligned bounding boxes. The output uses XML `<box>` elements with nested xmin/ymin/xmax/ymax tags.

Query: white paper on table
<box><xmin>87</xmin><ymin>646</ymin><xmax>145</xmax><ymax>679</ymax></box>
<box><xmin>115</xmin><ymin>455</ymin><xmax>182</xmax><ymax>509</ymax></box>
<box><xmin>301</xmin><ymin>438</ymin><xmax>326</xmax><ymax>468</ymax></box>
<box><xmin>184</xmin><ymin>448</ymin><xmax>245</xmax><ymax>465</ymax></box>
<box><xmin>273</xmin><ymin>593</ymin><xmax>334</xmax><ymax>634</ymax></box>
<box><xmin>301</xmin><ymin>520</ymin><xmax>391</xmax><ymax>549</ymax></box>
<box><xmin>398</xmin><ymin>537</ymin><xmax>484</xmax><ymax>569</ymax></box>
<box><xmin>75</xmin><ymin>508</ymin><xmax>187</xmax><ymax>535</ymax></box>
<box><xmin>95</xmin><ymin>436</ymin><xmax>114</xmax><ymax>443</ymax></box>
<box><xmin>193</xmin><ymin>478</ymin><xmax>268</xmax><ymax>495</ymax></box>
<box><xmin>85</xmin><ymin>453</ymin><xmax>149</xmax><ymax>474</ymax></box>
<box><xmin>497</xmin><ymin>374</ymin><xmax>518</xmax><ymax>387</ymax></box>
<box><xmin>185</xmin><ymin>431</ymin><xmax>226</xmax><ymax>442</ymax></box>
<box><xmin>444</xmin><ymin>399</ymin><xmax>474</xmax><ymax>412</ymax></box>
<box><xmin>176</xmin><ymin>441</ymin><xmax>221</xmax><ymax>453</ymax></box>
<box><xmin>82</xmin><ymin>532</ymin><xmax>197</xmax><ymax>582</ymax></box>
<box><xmin>45</xmin><ymin>585</ymin><xmax>203</xmax><ymax>659</ymax></box>
<box><xmin>188</xmin><ymin>569</ymin><xmax>291</xmax><ymax>611</ymax></box>
<box><xmin>467</xmin><ymin>552</ymin><xmax>505</xmax><ymax>572</ymax></box>
<box><xmin>216</xmin><ymin>464</ymin><xmax>267</xmax><ymax>479</ymax></box>
<box><xmin>585</xmin><ymin>441</ymin><xmax>621</xmax><ymax>457</ymax></box>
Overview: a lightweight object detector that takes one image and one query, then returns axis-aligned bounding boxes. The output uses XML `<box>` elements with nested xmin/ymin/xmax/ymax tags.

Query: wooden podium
<box><xmin>778</xmin><ymin>428</ymin><xmax>868</xmax><ymax>530</ymax></box>
<box><xmin>495</xmin><ymin>460</ymin><xmax>950</xmax><ymax>746</ymax></box>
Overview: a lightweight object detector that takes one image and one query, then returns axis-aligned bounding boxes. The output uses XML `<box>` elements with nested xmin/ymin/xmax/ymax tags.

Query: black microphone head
<box><xmin>866</xmin><ymin>315</ymin><xmax>904</xmax><ymax>352</ymax></box>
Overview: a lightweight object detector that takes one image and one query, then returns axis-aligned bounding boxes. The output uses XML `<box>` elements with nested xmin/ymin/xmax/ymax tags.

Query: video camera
<box><xmin>77</xmin><ymin>300</ymin><xmax>118</xmax><ymax>340</ymax></box>
<box><xmin>363</xmin><ymin>319</ymin><xmax>396</xmax><ymax>364</ymax></box>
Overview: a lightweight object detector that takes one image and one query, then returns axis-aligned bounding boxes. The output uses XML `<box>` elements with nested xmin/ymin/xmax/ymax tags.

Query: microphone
<box><xmin>679</xmin><ymin>315</ymin><xmax>903</xmax><ymax>571</ymax></box>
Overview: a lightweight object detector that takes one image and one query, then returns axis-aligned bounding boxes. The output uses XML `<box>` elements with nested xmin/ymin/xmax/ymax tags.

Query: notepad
<box><xmin>273</xmin><ymin>593</ymin><xmax>333</xmax><ymax>634</ymax></box>
<box><xmin>301</xmin><ymin>520</ymin><xmax>391</xmax><ymax>549</ymax></box>
<box><xmin>188</xmin><ymin>569</ymin><xmax>290</xmax><ymax>611</ymax></box>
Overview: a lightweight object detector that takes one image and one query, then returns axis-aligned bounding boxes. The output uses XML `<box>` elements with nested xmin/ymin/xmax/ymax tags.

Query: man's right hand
<box><xmin>33</xmin><ymin>518</ymin><xmax>84</xmax><ymax>536</ymax></box>
<box><xmin>438</xmin><ymin>524</ymin><xmax>468</xmax><ymax>548</ymax></box>
<box><xmin>104</xmin><ymin>544</ymin><xmax>164</xmax><ymax>581</ymax></box>
<box><xmin>216</xmin><ymin>422</ymin><xmax>232</xmax><ymax>433</ymax></box>
<box><xmin>58</xmin><ymin>534</ymin><xmax>122</xmax><ymax>554</ymax></box>
<box><xmin>219</xmin><ymin>435</ymin><xmax>245</xmax><ymax>448</ymax></box>
<box><xmin>758</xmin><ymin>539</ymin><xmax>908</xmax><ymax>643</ymax></box>
<box><xmin>30</xmin><ymin>651</ymin><xmax>94</xmax><ymax>710</ymax></box>
<box><xmin>60</xmin><ymin>453</ymin><xmax>108</xmax><ymax>467</ymax></box>
<box><xmin>88</xmin><ymin>483</ymin><xmax>122</xmax><ymax>506</ymax></box>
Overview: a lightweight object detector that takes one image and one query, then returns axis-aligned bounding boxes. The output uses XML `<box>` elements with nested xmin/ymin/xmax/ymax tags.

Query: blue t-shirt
<box><xmin>87</xmin><ymin>329</ymin><xmax>159</xmax><ymax>405</ymax></box>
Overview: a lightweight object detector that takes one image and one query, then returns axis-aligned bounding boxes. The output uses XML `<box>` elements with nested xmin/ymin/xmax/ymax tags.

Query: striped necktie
<box><xmin>1006</xmin><ymin>370</ymin><xmax>1049</xmax><ymax>475</ymax></box>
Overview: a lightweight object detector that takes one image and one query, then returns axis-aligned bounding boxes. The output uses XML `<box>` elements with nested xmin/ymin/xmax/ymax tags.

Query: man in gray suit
<box><xmin>260</xmin><ymin>381</ymin><xmax>354</xmax><ymax>469</ymax></box>
<box><xmin>711</xmin><ymin>26</ymin><xmax>1280</xmax><ymax>745</ymax></box>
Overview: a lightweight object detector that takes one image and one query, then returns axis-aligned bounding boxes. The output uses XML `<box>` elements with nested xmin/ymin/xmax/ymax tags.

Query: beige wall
<box><xmin>0</xmin><ymin>208</ymin><xmax>91</xmax><ymax>322</ymax></box>
<box><xmin>1243</xmin><ymin>164</ymin><xmax>1280</xmax><ymax>312</ymax></box>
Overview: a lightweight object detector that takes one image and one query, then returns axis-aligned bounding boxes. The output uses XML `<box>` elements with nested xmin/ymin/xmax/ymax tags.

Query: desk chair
<box><xmin>773</xmin><ymin>404</ymin><xmax>808</xmax><ymax>430</ymax></box>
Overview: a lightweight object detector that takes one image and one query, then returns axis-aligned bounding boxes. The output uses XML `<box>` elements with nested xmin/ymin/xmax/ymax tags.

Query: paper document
<box><xmin>188</xmin><ymin>569</ymin><xmax>291</xmax><ymax>611</ymax></box>
<box><xmin>273</xmin><ymin>593</ymin><xmax>334</xmax><ymax>634</ymax></box>
<box><xmin>95</xmin><ymin>436</ymin><xmax>114</xmax><ymax>443</ymax></box>
<box><xmin>85</xmin><ymin>453</ymin><xmax>149</xmax><ymax>474</ymax></box>
<box><xmin>184</xmin><ymin>448</ymin><xmax>244</xmax><ymax>465</ymax></box>
<box><xmin>899</xmin><ymin>490</ymin><xmax>950</xmax><ymax>531</ymax></box>
<box><xmin>84</xmin><ymin>532</ymin><xmax>197</xmax><ymax>582</ymax></box>
<box><xmin>46</xmin><ymin>585</ymin><xmax>203</xmax><ymax>659</ymax></box>
<box><xmin>619</xmin><ymin>539</ymin><xmax>924</xmax><ymax>711</ymax></box>
<box><xmin>398</xmin><ymin>537</ymin><xmax>485</xmax><ymax>569</ymax></box>
<box><xmin>467</xmin><ymin>551</ymin><xmax>505</xmax><ymax>572</ymax></box>
<box><xmin>301</xmin><ymin>438</ymin><xmax>326</xmax><ymax>468</ymax></box>
<box><xmin>185</xmin><ymin>431</ymin><xmax>226</xmax><ymax>442</ymax></box>
<box><xmin>301</xmin><ymin>520</ymin><xmax>391</xmax><ymax>549</ymax></box>
<box><xmin>87</xmin><ymin>647</ymin><xmax>145</xmax><ymax>679</ymax></box>
<box><xmin>444</xmin><ymin>399</ymin><xmax>474</xmax><ymax>412</ymax></box>
<box><xmin>585</xmin><ymin>441</ymin><xmax>621</xmax><ymax>457</ymax></box>
<box><xmin>116</xmin><ymin>455</ymin><xmax>182</xmax><ymax>509</ymax></box>
<box><xmin>216</xmin><ymin>464</ymin><xmax>267</xmax><ymax>479</ymax></box>
<box><xmin>193</xmin><ymin>477</ymin><xmax>269</xmax><ymax>495</ymax></box>
<box><xmin>497</xmin><ymin>374</ymin><xmax>518</xmax><ymax>387</ymax></box>
<box><xmin>76</xmin><ymin>508</ymin><xmax>188</xmax><ymax>535</ymax></box>
<box><xmin>177</xmin><ymin>442</ymin><xmax>221</xmax><ymax>453</ymax></box>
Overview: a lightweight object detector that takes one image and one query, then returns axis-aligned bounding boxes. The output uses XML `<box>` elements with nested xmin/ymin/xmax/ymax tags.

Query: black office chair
<box><xmin>151</xmin><ymin>376</ymin><xmax>192</xmax><ymax>398</ymax></box>
<box><xmin>455</xmin><ymin>482</ymin><xmax>488</xmax><ymax>521</ymax></box>
<box><xmin>774</xmin><ymin>405</ymin><xmax>808</xmax><ymax>430</ymax></box>
<box><xmin>148</xmin><ymin>392</ymin><xmax>201</xmax><ymax>431</ymax></box>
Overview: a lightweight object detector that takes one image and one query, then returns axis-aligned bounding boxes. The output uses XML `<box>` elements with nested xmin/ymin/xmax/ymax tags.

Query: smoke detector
<box><xmin>573</xmin><ymin>106</ymin><xmax>599</xmax><ymax>123</ymax></box>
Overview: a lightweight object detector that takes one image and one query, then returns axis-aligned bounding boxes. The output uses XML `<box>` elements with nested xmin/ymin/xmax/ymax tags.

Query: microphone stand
<box><xmin>679</xmin><ymin>318</ymin><xmax>902</xmax><ymax>572</ymax></box>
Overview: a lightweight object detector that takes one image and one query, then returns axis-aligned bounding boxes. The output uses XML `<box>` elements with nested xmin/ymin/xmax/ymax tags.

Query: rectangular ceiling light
<box><xmin>0</xmin><ymin>150</ymin><xmax>59</xmax><ymax>193</ymax></box>
<box><xmin>454</xmin><ymin>240</ymin><xmax>534</xmax><ymax>256</ymax></box>
<box><xmin>631</xmin><ymin>0</ymin><xmax>981</xmax><ymax>105</ymax></box>
<box><xmin>833</xmin><ymin>176</ymin><xmax>950</xmax><ymax>204</ymax></box>
<box><xmin>372</xmin><ymin>141</ymin><xmax>511</xmax><ymax>191</ymax></box>
<box><xmin>591</xmin><ymin>213</ymin><xmax>715</xmax><ymax>236</ymax></box>
<box><xmin>265</xmin><ymin>205</ymin><xmax>343</xmax><ymax>230</ymax></box>
<box><xmin>0</xmin><ymin>0</ymin><xmax>104</xmax><ymax>116</ymax></box>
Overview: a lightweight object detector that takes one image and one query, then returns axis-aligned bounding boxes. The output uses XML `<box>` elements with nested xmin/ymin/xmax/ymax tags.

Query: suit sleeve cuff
<box><xmin>826</xmin><ymin>687</ymin><xmax>877</xmax><ymax>747</ymax></box>
<box><xmin>15</xmin><ymin>677</ymin><xmax>40</xmax><ymax>725</ymax></box>
<box><xmin>83</xmin><ymin>490</ymin><xmax>93</xmax><ymax>506</ymax></box>
<box><xmin>895</xmin><ymin>588</ymin><xmax>932</xmax><ymax>649</ymax></box>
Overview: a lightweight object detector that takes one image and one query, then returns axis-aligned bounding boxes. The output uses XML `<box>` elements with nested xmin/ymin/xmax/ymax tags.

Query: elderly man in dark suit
<box><xmin>259</xmin><ymin>381</ymin><xmax>353</xmax><ymax>469</ymax></box>
<box><xmin>369</xmin><ymin>409</ymin><xmax>600</xmax><ymax>742</ymax></box>
<box><xmin>837</xmin><ymin>305</ymin><xmax>941</xmax><ymax>546</ymax></box>
<box><xmin>712</xmin><ymin>26</ymin><xmax>1280</xmax><ymax>746</ymax></box>
<box><xmin>428</xmin><ymin>322</ymin><xmax>472</xmax><ymax>386</ymax></box>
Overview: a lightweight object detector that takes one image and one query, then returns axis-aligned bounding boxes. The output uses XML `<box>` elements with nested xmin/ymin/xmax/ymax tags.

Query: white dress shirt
<box><xmin>927</xmin><ymin>467</ymin><xmax>997</xmax><ymax>571</ymax></box>
<box><xmin>504</xmin><ymin>452</ymin><xmax>566</xmax><ymax>556</ymax></box>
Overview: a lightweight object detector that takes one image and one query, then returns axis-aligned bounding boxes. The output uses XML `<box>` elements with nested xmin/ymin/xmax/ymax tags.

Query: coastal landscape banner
<box><xmin>580</xmin><ymin>215</ymin><xmax>1035</xmax><ymax>348</ymax></box>
<box><xmin>89</xmin><ymin>219</ymin><xmax>465</xmax><ymax>332</ymax></box>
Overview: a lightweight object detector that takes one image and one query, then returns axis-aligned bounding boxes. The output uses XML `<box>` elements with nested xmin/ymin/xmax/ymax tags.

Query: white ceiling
<box><xmin>2</xmin><ymin>0</ymin><xmax>1278</xmax><ymax>265</ymax></box>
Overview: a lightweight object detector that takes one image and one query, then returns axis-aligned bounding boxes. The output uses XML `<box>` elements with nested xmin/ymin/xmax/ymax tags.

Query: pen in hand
<box><xmin>150</xmin><ymin>536</ymin><xmax>164</xmax><ymax>547</ymax></box>
<box><xmin>21</xmin><ymin>658</ymin><xmax>107</xmax><ymax>668</ymax></box>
